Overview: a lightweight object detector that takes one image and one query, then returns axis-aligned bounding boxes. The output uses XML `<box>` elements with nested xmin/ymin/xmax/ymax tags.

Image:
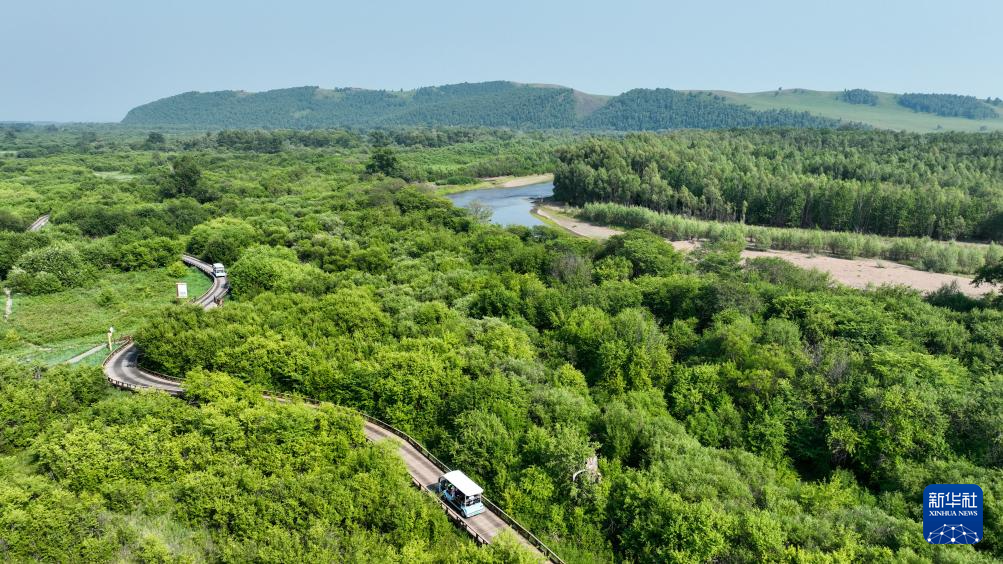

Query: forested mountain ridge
<box><xmin>123</xmin><ymin>81</ymin><xmax>1003</xmax><ymax>132</ymax></box>
<box><xmin>122</xmin><ymin>81</ymin><xmax>845</xmax><ymax>130</ymax></box>
<box><xmin>122</xmin><ymin>82</ymin><xmax>585</xmax><ymax>129</ymax></box>
<box><xmin>581</xmin><ymin>89</ymin><xmax>844</xmax><ymax>130</ymax></box>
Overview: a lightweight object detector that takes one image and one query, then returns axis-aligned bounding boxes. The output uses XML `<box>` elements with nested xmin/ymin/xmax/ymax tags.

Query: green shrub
<box><xmin>751</xmin><ymin>231</ymin><xmax>772</xmax><ymax>251</ymax></box>
<box><xmin>13</xmin><ymin>242</ymin><xmax>94</xmax><ymax>290</ymax></box>
<box><xmin>165</xmin><ymin>261</ymin><xmax>188</xmax><ymax>278</ymax></box>
<box><xmin>437</xmin><ymin>175</ymin><xmax>478</xmax><ymax>186</ymax></box>
<box><xmin>115</xmin><ymin>237</ymin><xmax>182</xmax><ymax>271</ymax></box>
<box><xmin>95</xmin><ymin>286</ymin><xmax>118</xmax><ymax>307</ymax></box>
<box><xmin>187</xmin><ymin>217</ymin><xmax>259</xmax><ymax>265</ymax></box>
<box><xmin>7</xmin><ymin>267</ymin><xmax>63</xmax><ymax>294</ymax></box>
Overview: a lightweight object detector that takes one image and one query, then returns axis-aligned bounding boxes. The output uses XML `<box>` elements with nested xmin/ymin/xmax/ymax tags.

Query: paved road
<box><xmin>362</xmin><ymin>421</ymin><xmax>531</xmax><ymax>548</ymax></box>
<box><xmin>6</xmin><ymin>214</ymin><xmax>48</xmax><ymax>322</ymax></box>
<box><xmin>104</xmin><ymin>343</ymin><xmax>184</xmax><ymax>394</ymax></box>
<box><xmin>28</xmin><ymin>213</ymin><xmax>49</xmax><ymax>232</ymax></box>
<box><xmin>100</xmin><ymin>254</ymin><xmax>554</xmax><ymax>561</ymax></box>
<box><xmin>103</xmin><ymin>254</ymin><xmax>227</xmax><ymax>395</ymax></box>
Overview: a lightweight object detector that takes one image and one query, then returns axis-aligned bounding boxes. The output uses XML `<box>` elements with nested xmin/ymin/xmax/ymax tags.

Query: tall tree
<box><xmin>365</xmin><ymin>147</ymin><xmax>404</xmax><ymax>178</ymax></box>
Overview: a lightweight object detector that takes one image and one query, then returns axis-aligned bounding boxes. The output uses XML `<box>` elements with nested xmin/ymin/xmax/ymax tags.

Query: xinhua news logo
<box><xmin>924</xmin><ymin>484</ymin><xmax>983</xmax><ymax>545</ymax></box>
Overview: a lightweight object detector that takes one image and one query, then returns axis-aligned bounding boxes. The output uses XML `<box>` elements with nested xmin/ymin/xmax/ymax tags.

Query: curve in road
<box><xmin>103</xmin><ymin>255</ymin><xmax>227</xmax><ymax>395</ymax></box>
<box><xmin>101</xmin><ymin>254</ymin><xmax>558</xmax><ymax>562</ymax></box>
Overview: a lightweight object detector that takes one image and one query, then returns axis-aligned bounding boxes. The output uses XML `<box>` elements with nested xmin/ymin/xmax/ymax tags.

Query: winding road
<box><xmin>103</xmin><ymin>255</ymin><xmax>226</xmax><ymax>394</ymax></box>
<box><xmin>101</xmin><ymin>254</ymin><xmax>556</xmax><ymax>561</ymax></box>
<box><xmin>4</xmin><ymin>214</ymin><xmax>50</xmax><ymax>320</ymax></box>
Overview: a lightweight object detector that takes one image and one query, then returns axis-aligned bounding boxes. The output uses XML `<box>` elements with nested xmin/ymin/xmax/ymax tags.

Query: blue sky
<box><xmin>2</xmin><ymin>0</ymin><xmax>1000</xmax><ymax>121</ymax></box>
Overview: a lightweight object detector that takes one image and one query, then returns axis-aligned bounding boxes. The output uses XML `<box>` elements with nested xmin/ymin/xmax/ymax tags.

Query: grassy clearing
<box><xmin>0</xmin><ymin>266</ymin><xmax>210</xmax><ymax>365</ymax></box>
<box><xmin>93</xmin><ymin>170</ymin><xmax>138</xmax><ymax>181</ymax></box>
<box><xmin>118</xmin><ymin>510</ymin><xmax>216</xmax><ymax>562</ymax></box>
<box><xmin>703</xmin><ymin>89</ymin><xmax>1003</xmax><ymax>132</ymax></box>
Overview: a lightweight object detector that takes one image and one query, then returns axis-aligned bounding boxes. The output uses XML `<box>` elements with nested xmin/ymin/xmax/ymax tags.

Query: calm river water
<box><xmin>447</xmin><ymin>182</ymin><xmax>554</xmax><ymax>227</ymax></box>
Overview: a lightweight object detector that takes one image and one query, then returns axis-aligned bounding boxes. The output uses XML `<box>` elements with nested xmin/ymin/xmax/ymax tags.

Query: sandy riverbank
<box><xmin>495</xmin><ymin>173</ymin><xmax>553</xmax><ymax>188</ymax></box>
<box><xmin>431</xmin><ymin>173</ymin><xmax>554</xmax><ymax>195</ymax></box>
<box><xmin>535</xmin><ymin>206</ymin><xmax>990</xmax><ymax>297</ymax></box>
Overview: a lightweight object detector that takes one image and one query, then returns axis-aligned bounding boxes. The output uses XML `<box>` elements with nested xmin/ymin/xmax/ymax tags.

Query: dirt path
<box><xmin>65</xmin><ymin>343</ymin><xmax>107</xmax><ymax>364</ymax></box>
<box><xmin>536</xmin><ymin>207</ymin><xmax>622</xmax><ymax>239</ymax></box>
<box><xmin>535</xmin><ymin>206</ymin><xmax>989</xmax><ymax>297</ymax></box>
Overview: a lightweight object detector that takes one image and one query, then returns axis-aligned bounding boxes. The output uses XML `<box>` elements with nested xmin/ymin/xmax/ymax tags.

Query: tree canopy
<box><xmin>898</xmin><ymin>93</ymin><xmax>999</xmax><ymax>120</ymax></box>
<box><xmin>2</xmin><ymin>125</ymin><xmax>1002</xmax><ymax>562</ymax></box>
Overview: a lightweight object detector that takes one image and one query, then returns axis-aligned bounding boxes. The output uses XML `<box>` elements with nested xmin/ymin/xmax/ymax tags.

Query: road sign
<box><xmin>176</xmin><ymin>282</ymin><xmax>188</xmax><ymax>299</ymax></box>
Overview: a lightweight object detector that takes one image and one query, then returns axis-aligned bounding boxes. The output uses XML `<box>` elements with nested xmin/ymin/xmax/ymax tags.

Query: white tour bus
<box><xmin>436</xmin><ymin>470</ymin><xmax>485</xmax><ymax>517</ymax></box>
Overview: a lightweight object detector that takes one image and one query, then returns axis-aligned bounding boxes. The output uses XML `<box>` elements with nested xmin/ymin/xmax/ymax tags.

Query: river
<box><xmin>447</xmin><ymin>182</ymin><xmax>554</xmax><ymax>227</ymax></box>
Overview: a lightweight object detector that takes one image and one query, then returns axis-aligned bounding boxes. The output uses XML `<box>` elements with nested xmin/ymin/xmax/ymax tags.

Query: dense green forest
<box><xmin>122</xmin><ymin>83</ymin><xmax>584</xmax><ymax>129</ymax></box>
<box><xmin>2</xmin><ymin>127</ymin><xmax>1003</xmax><ymax>562</ymax></box>
<box><xmin>0</xmin><ymin>124</ymin><xmax>564</xmax><ymax>186</ymax></box>
<box><xmin>0</xmin><ymin>362</ymin><xmax>532</xmax><ymax>561</ymax></box>
<box><xmin>120</xmin><ymin>82</ymin><xmax>846</xmax><ymax>131</ymax></box>
<box><xmin>898</xmin><ymin>94</ymin><xmax>999</xmax><ymax>120</ymax></box>
<box><xmin>554</xmin><ymin>129</ymin><xmax>1003</xmax><ymax>241</ymax></box>
<box><xmin>840</xmin><ymin>89</ymin><xmax>878</xmax><ymax>106</ymax></box>
<box><xmin>581</xmin><ymin>90</ymin><xmax>845</xmax><ymax>130</ymax></box>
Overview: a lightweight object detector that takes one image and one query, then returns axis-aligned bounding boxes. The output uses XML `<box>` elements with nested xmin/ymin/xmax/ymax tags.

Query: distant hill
<box><xmin>709</xmin><ymin>88</ymin><xmax>1003</xmax><ymax>132</ymax></box>
<box><xmin>582</xmin><ymin>89</ymin><xmax>842</xmax><ymax>130</ymax></box>
<box><xmin>123</xmin><ymin>83</ymin><xmax>584</xmax><ymax>129</ymax></box>
<box><xmin>121</xmin><ymin>82</ymin><xmax>844</xmax><ymax>131</ymax></box>
<box><xmin>122</xmin><ymin>81</ymin><xmax>1003</xmax><ymax>132</ymax></box>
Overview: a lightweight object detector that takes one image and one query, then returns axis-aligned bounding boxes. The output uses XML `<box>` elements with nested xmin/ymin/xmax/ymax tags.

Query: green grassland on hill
<box><xmin>712</xmin><ymin>88</ymin><xmax>1003</xmax><ymax>132</ymax></box>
